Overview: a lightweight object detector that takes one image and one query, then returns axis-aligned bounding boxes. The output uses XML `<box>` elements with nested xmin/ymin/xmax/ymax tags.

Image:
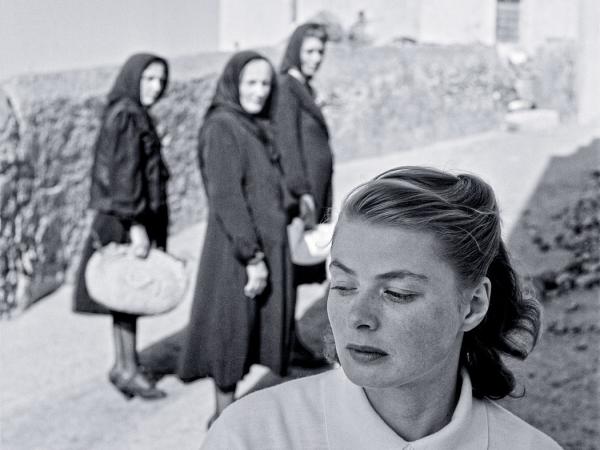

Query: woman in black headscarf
<box><xmin>275</xmin><ymin>23</ymin><xmax>333</xmax><ymax>366</ymax></box>
<box><xmin>275</xmin><ymin>22</ymin><xmax>332</xmax><ymax>230</ymax></box>
<box><xmin>178</xmin><ymin>51</ymin><xmax>295</xmax><ymax>425</ymax></box>
<box><xmin>73</xmin><ymin>53</ymin><xmax>170</xmax><ymax>400</ymax></box>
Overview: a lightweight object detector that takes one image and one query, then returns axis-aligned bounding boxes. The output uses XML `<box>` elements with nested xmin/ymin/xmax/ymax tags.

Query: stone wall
<box><xmin>0</xmin><ymin>77</ymin><xmax>215</xmax><ymax>316</ymax></box>
<box><xmin>530</xmin><ymin>40</ymin><xmax>577</xmax><ymax>119</ymax></box>
<box><xmin>0</xmin><ymin>42</ymin><xmax>575</xmax><ymax>316</ymax></box>
<box><xmin>318</xmin><ymin>44</ymin><xmax>512</xmax><ymax>160</ymax></box>
<box><xmin>1</xmin><ymin>90</ymin><xmax>24</xmax><ymax>316</ymax></box>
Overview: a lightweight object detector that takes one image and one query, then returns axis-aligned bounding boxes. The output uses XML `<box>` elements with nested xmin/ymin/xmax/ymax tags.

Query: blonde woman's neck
<box><xmin>362</xmin><ymin>359</ymin><xmax>462</xmax><ymax>441</ymax></box>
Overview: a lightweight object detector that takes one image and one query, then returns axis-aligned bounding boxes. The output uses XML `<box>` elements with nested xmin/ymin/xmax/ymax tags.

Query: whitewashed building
<box><xmin>216</xmin><ymin>0</ymin><xmax>580</xmax><ymax>52</ymax></box>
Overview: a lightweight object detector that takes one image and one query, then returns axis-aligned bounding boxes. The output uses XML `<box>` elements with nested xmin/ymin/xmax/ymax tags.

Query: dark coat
<box><xmin>178</xmin><ymin>52</ymin><xmax>296</xmax><ymax>389</ymax></box>
<box><xmin>73</xmin><ymin>54</ymin><xmax>170</xmax><ymax>315</ymax></box>
<box><xmin>178</xmin><ymin>110</ymin><xmax>295</xmax><ymax>389</ymax></box>
<box><xmin>88</xmin><ymin>98</ymin><xmax>170</xmax><ymax>222</ymax></box>
<box><xmin>275</xmin><ymin>73</ymin><xmax>333</xmax><ymax>223</ymax></box>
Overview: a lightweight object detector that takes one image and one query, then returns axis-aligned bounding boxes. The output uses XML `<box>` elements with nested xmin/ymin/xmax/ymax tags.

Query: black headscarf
<box><xmin>279</xmin><ymin>25</ymin><xmax>329</xmax><ymax>134</ymax></box>
<box><xmin>206</xmin><ymin>50</ymin><xmax>276</xmax><ymax>143</ymax></box>
<box><xmin>106</xmin><ymin>53</ymin><xmax>169</xmax><ymax>108</ymax></box>
<box><xmin>280</xmin><ymin>23</ymin><xmax>327</xmax><ymax>75</ymax></box>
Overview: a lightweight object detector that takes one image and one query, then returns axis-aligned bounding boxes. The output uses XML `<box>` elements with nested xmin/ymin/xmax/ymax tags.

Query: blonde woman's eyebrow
<box><xmin>376</xmin><ymin>270</ymin><xmax>428</xmax><ymax>282</ymax></box>
<box><xmin>329</xmin><ymin>259</ymin><xmax>355</xmax><ymax>275</ymax></box>
<box><xmin>330</xmin><ymin>260</ymin><xmax>428</xmax><ymax>282</ymax></box>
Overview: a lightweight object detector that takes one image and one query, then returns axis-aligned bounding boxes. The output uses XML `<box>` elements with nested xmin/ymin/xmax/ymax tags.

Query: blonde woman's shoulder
<box><xmin>484</xmin><ymin>399</ymin><xmax>563</xmax><ymax>449</ymax></box>
<box><xmin>201</xmin><ymin>369</ymin><xmax>337</xmax><ymax>450</ymax></box>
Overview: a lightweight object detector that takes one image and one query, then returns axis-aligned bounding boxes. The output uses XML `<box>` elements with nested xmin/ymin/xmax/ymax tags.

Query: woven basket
<box><xmin>85</xmin><ymin>243</ymin><xmax>188</xmax><ymax>316</ymax></box>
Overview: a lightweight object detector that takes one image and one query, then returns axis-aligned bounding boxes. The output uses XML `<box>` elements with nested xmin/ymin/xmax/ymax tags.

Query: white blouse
<box><xmin>202</xmin><ymin>368</ymin><xmax>562</xmax><ymax>450</ymax></box>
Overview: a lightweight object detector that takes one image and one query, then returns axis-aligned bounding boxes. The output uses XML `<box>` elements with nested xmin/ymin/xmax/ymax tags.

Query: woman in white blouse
<box><xmin>202</xmin><ymin>166</ymin><xmax>562</xmax><ymax>449</ymax></box>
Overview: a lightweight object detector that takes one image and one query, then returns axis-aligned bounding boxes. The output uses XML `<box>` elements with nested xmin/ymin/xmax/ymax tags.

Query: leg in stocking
<box><xmin>109</xmin><ymin>312</ymin><xmax>166</xmax><ymax>400</ymax></box>
<box><xmin>111</xmin><ymin>312</ymin><xmax>138</xmax><ymax>379</ymax></box>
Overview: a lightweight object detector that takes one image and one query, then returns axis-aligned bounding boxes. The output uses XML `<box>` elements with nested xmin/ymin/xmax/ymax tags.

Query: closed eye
<box><xmin>382</xmin><ymin>290</ymin><xmax>418</xmax><ymax>303</ymax></box>
<box><xmin>330</xmin><ymin>285</ymin><xmax>356</xmax><ymax>295</ymax></box>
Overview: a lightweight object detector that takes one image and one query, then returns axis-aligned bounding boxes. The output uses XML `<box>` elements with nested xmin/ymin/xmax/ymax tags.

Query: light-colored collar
<box><xmin>322</xmin><ymin>368</ymin><xmax>488</xmax><ymax>450</ymax></box>
<box><xmin>288</xmin><ymin>67</ymin><xmax>307</xmax><ymax>84</ymax></box>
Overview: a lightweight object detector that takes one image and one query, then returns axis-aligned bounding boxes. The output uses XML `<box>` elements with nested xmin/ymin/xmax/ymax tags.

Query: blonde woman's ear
<box><xmin>461</xmin><ymin>277</ymin><xmax>491</xmax><ymax>332</ymax></box>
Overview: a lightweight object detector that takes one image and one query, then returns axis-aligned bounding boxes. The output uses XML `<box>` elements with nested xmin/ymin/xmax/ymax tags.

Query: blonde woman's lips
<box><xmin>346</xmin><ymin>344</ymin><xmax>388</xmax><ymax>363</ymax></box>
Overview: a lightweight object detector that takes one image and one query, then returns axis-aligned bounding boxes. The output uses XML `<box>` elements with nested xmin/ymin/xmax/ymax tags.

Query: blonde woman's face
<box><xmin>140</xmin><ymin>62</ymin><xmax>166</xmax><ymax>106</ymax></box>
<box><xmin>327</xmin><ymin>219</ymin><xmax>470</xmax><ymax>390</ymax></box>
<box><xmin>239</xmin><ymin>59</ymin><xmax>272</xmax><ymax>114</ymax></box>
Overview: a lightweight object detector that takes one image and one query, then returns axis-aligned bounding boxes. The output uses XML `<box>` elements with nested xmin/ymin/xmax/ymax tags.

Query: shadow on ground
<box><xmin>501</xmin><ymin>139</ymin><xmax>599</xmax><ymax>450</ymax></box>
<box><xmin>138</xmin><ymin>286</ymin><xmax>332</xmax><ymax>389</ymax></box>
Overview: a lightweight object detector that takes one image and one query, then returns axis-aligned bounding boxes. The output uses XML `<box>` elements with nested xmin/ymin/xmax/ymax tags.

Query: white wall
<box><xmin>418</xmin><ymin>0</ymin><xmax>496</xmax><ymax>45</ymax></box>
<box><xmin>218</xmin><ymin>0</ymin><xmax>497</xmax><ymax>49</ymax></box>
<box><xmin>298</xmin><ymin>0</ymin><xmax>498</xmax><ymax>45</ymax></box>
<box><xmin>297</xmin><ymin>0</ymin><xmax>421</xmax><ymax>43</ymax></box>
<box><xmin>218</xmin><ymin>0</ymin><xmax>293</xmax><ymax>50</ymax></box>
<box><xmin>577</xmin><ymin>0</ymin><xmax>600</xmax><ymax>124</ymax></box>
<box><xmin>520</xmin><ymin>0</ymin><xmax>579</xmax><ymax>53</ymax></box>
<box><xmin>217</xmin><ymin>0</ymin><xmax>585</xmax><ymax>56</ymax></box>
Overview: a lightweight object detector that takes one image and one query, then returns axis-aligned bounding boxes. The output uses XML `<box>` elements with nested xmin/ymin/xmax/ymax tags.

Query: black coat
<box><xmin>89</xmin><ymin>98</ymin><xmax>169</xmax><ymax>221</ymax></box>
<box><xmin>275</xmin><ymin>73</ymin><xmax>333</xmax><ymax>222</ymax></box>
<box><xmin>177</xmin><ymin>109</ymin><xmax>296</xmax><ymax>389</ymax></box>
<box><xmin>73</xmin><ymin>97</ymin><xmax>169</xmax><ymax>315</ymax></box>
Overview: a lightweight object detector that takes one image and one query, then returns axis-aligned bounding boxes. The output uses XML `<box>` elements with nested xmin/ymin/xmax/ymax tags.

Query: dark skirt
<box><xmin>177</xmin><ymin>222</ymin><xmax>296</xmax><ymax>391</ymax></box>
<box><xmin>72</xmin><ymin>208</ymin><xmax>168</xmax><ymax>315</ymax></box>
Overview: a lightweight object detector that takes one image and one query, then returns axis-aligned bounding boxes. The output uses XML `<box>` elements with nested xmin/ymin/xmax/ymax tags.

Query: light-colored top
<box><xmin>202</xmin><ymin>368</ymin><xmax>562</xmax><ymax>450</ymax></box>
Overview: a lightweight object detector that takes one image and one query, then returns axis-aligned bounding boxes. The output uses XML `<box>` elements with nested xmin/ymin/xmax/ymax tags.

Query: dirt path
<box><xmin>1</xmin><ymin>123</ymin><xmax>598</xmax><ymax>449</ymax></box>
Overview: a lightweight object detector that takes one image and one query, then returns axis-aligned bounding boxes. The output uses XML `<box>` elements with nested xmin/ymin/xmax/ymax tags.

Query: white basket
<box><xmin>85</xmin><ymin>243</ymin><xmax>188</xmax><ymax>316</ymax></box>
<box><xmin>287</xmin><ymin>218</ymin><xmax>334</xmax><ymax>266</ymax></box>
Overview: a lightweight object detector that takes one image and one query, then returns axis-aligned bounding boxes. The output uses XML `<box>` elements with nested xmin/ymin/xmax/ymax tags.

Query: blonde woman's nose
<box><xmin>348</xmin><ymin>291</ymin><xmax>380</xmax><ymax>331</ymax></box>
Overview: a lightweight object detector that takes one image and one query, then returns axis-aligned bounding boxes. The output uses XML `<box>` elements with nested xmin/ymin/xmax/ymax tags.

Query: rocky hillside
<box><xmin>0</xmin><ymin>41</ymin><xmax>575</xmax><ymax>316</ymax></box>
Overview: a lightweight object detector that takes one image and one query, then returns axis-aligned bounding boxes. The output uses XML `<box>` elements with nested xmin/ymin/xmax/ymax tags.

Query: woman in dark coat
<box><xmin>275</xmin><ymin>23</ymin><xmax>333</xmax><ymax>365</ymax></box>
<box><xmin>178</xmin><ymin>51</ymin><xmax>295</xmax><ymax>425</ymax></box>
<box><xmin>73</xmin><ymin>53</ymin><xmax>170</xmax><ymax>400</ymax></box>
<box><xmin>275</xmin><ymin>22</ymin><xmax>332</xmax><ymax>228</ymax></box>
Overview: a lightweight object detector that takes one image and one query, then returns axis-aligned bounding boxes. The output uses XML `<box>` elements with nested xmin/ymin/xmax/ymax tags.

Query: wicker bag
<box><xmin>85</xmin><ymin>243</ymin><xmax>188</xmax><ymax>316</ymax></box>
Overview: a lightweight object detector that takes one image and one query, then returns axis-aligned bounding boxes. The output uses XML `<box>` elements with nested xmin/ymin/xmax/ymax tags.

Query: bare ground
<box><xmin>501</xmin><ymin>140</ymin><xmax>600</xmax><ymax>450</ymax></box>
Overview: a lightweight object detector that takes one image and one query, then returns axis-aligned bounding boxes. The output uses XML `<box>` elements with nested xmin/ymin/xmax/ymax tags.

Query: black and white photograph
<box><xmin>1</xmin><ymin>0</ymin><xmax>599</xmax><ymax>448</ymax></box>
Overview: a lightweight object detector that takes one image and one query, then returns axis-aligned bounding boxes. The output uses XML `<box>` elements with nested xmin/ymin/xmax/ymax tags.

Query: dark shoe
<box><xmin>109</xmin><ymin>370</ymin><xmax>167</xmax><ymax>400</ymax></box>
<box><xmin>109</xmin><ymin>369</ymin><xmax>135</xmax><ymax>400</ymax></box>
<box><xmin>138</xmin><ymin>365</ymin><xmax>165</xmax><ymax>385</ymax></box>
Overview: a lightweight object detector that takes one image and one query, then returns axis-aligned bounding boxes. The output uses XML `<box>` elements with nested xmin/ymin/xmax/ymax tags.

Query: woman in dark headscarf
<box><xmin>178</xmin><ymin>51</ymin><xmax>295</xmax><ymax>425</ymax></box>
<box><xmin>275</xmin><ymin>22</ymin><xmax>333</xmax><ymax>366</ymax></box>
<box><xmin>275</xmin><ymin>22</ymin><xmax>332</xmax><ymax>229</ymax></box>
<box><xmin>73</xmin><ymin>53</ymin><xmax>170</xmax><ymax>400</ymax></box>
